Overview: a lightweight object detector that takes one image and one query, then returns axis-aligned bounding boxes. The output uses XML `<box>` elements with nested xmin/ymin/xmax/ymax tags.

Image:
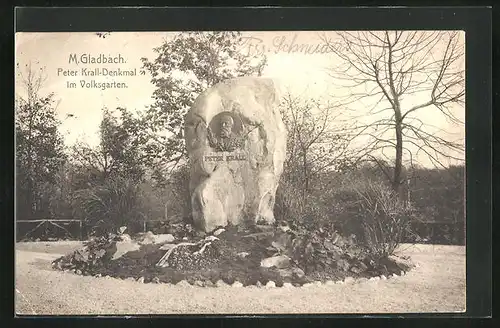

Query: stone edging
<box><xmin>64</xmin><ymin>262</ymin><xmax>419</xmax><ymax>288</ymax></box>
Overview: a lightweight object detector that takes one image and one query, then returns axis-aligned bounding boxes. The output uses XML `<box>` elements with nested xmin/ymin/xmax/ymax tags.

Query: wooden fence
<box><xmin>16</xmin><ymin>218</ymin><xmax>167</xmax><ymax>242</ymax></box>
<box><xmin>405</xmin><ymin>220</ymin><xmax>465</xmax><ymax>245</ymax></box>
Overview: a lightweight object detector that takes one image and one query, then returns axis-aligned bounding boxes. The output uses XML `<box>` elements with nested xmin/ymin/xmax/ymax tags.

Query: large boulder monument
<box><xmin>184</xmin><ymin>77</ymin><xmax>287</xmax><ymax>232</ymax></box>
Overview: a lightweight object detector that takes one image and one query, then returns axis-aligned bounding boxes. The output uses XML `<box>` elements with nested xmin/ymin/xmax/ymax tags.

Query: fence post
<box><xmin>79</xmin><ymin>220</ymin><xmax>82</xmax><ymax>240</ymax></box>
<box><xmin>143</xmin><ymin>221</ymin><xmax>146</xmax><ymax>233</ymax></box>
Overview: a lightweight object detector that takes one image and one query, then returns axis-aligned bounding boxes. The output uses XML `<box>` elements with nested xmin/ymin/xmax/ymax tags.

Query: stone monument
<box><xmin>184</xmin><ymin>76</ymin><xmax>287</xmax><ymax>232</ymax></box>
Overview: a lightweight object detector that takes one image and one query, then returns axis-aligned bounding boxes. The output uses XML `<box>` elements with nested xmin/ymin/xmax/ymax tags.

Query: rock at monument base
<box><xmin>112</xmin><ymin>239</ymin><xmax>141</xmax><ymax>260</ymax></box>
<box><xmin>292</xmin><ymin>267</ymin><xmax>305</xmax><ymax>279</ymax></box>
<box><xmin>136</xmin><ymin>231</ymin><xmax>175</xmax><ymax>245</ymax></box>
<box><xmin>185</xmin><ymin>77</ymin><xmax>287</xmax><ymax>232</ymax></box>
<box><xmin>213</xmin><ymin>228</ymin><xmax>226</xmax><ymax>236</ymax></box>
<box><xmin>137</xmin><ymin>231</ymin><xmax>155</xmax><ymax>245</ymax></box>
<box><xmin>277</xmin><ymin>266</ymin><xmax>305</xmax><ymax>280</ymax></box>
<box><xmin>154</xmin><ymin>234</ymin><xmax>175</xmax><ymax>244</ymax></box>
<box><xmin>260</xmin><ymin>255</ymin><xmax>291</xmax><ymax>269</ymax></box>
<box><xmin>388</xmin><ymin>255</ymin><xmax>415</xmax><ymax>271</ymax></box>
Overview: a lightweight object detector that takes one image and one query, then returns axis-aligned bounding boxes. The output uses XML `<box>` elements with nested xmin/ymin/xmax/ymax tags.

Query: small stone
<box><xmin>302</xmin><ymin>283</ymin><xmax>314</xmax><ymax>288</ymax></box>
<box><xmin>401</xmin><ymin>270</ymin><xmax>406</xmax><ymax>276</ymax></box>
<box><xmin>95</xmin><ymin>273</ymin><xmax>102</xmax><ymax>278</ymax></box>
<box><xmin>369</xmin><ymin>276</ymin><xmax>380</xmax><ymax>282</ymax></box>
<box><xmin>194</xmin><ymin>280</ymin><xmax>205</xmax><ymax>287</ymax></box>
<box><xmin>232</xmin><ymin>281</ymin><xmax>243</xmax><ymax>288</ymax></box>
<box><xmin>389</xmin><ymin>255</ymin><xmax>415</xmax><ymax>270</ymax></box>
<box><xmin>213</xmin><ymin>228</ymin><xmax>226</xmax><ymax>236</ymax></box>
<box><xmin>152</xmin><ymin>277</ymin><xmax>161</xmax><ymax>284</ymax></box>
<box><xmin>216</xmin><ymin>280</ymin><xmax>228</xmax><ymax>287</ymax></box>
<box><xmin>350</xmin><ymin>266</ymin><xmax>362</xmax><ymax>274</ymax></box>
<box><xmin>237</xmin><ymin>252</ymin><xmax>250</xmax><ymax>259</ymax></box>
<box><xmin>325</xmin><ymin>280</ymin><xmax>336</xmax><ymax>286</ymax></box>
<box><xmin>176</xmin><ymin>280</ymin><xmax>191</xmax><ymax>287</ymax></box>
<box><xmin>344</xmin><ymin>277</ymin><xmax>355</xmax><ymax>284</ymax></box>
<box><xmin>255</xmin><ymin>281</ymin><xmax>263</xmax><ymax>288</ymax></box>
<box><xmin>104</xmin><ymin>275</ymin><xmax>112</xmax><ymax>279</ymax></box>
<box><xmin>292</xmin><ymin>267</ymin><xmax>305</xmax><ymax>279</ymax></box>
<box><xmin>182</xmin><ymin>237</ymin><xmax>188</xmax><ymax>241</ymax></box>
<box><xmin>279</xmin><ymin>225</ymin><xmax>291</xmax><ymax>233</ymax></box>
<box><xmin>265</xmin><ymin>281</ymin><xmax>276</xmax><ymax>288</ymax></box>
<box><xmin>380</xmin><ymin>275</ymin><xmax>387</xmax><ymax>280</ymax></box>
<box><xmin>391</xmin><ymin>273</ymin><xmax>398</xmax><ymax>278</ymax></box>
<box><xmin>336</xmin><ymin>280</ymin><xmax>344</xmax><ymax>284</ymax></box>
<box><xmin>282</xmin><ymin>282</ymin><xmax>293</xmax><ymax>288</ymax></box>
<box><xmin>137</xmin><ymin>277</ymin><xmax>145</xmax><ymax>283</ymax></box>
<box><xmin>204</xmin><ymin>235</ymin><xmax>219</xmax><ymax>242</ymax></box>
<box><xmin>154</xmin><ymin>234</ymin><xmax>175</xmax><ymax>244</ymax></box>
<box><xmin>75</xmin><ymin>270</ymin><xmax>82</xmax><ymax>275</ymax></box>
<box><xmin>260</xmin><ymin>255</ymin><xmax>291</xmax><ymax>269</ymax></box>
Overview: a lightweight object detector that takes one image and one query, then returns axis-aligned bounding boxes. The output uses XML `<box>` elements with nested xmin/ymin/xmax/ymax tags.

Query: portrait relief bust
<box><xmin>207</xmin><ymin>112</ymin><xmax>245</xmax><ymax>152</ymax></box>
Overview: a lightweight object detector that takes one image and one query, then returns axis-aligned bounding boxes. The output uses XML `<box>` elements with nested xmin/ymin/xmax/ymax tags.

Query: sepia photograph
<box><xmin>15</xmin><ymin>29</ymin><xmax>466</xmax><ymax>315</ymax></box>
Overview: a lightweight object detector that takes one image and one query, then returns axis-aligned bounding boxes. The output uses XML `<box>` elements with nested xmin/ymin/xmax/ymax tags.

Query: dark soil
<box><xmin>52</xmin><ymin>224</ymin><xmax>412</xmax><ymax>286</ymax></box>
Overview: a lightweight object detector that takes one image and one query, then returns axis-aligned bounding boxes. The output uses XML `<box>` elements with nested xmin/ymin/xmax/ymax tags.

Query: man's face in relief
<box><xmin>219</xmin><ymin>115</ymin><xmax>234</xmax><ymax>139</ymax></box>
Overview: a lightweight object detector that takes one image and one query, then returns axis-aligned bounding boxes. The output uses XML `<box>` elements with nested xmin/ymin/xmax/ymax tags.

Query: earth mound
<box><xmin>51</xmin><ymin>223</ymin><xmax>414</xmax><ymax>286</ymax></box>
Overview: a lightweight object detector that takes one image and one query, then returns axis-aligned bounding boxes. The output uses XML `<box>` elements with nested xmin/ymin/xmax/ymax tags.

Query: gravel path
<box><xmin>15</xmin><ymin>242</ymin><xmax>465</xmax><ymax>315</ymax></box>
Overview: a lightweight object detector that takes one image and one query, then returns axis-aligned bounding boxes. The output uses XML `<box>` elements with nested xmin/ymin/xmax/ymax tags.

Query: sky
<box><xmin>15</xmin><ymin>31</ymin><xmax>465</xmax><ymax>168</ymax></box>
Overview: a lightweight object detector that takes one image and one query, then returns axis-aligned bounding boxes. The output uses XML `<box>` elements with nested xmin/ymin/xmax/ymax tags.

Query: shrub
<box><xmin>274</xmin><ymin>177</ymin><xmax>335</xmax><ymax>231</ymax></box>
<box><xmin>275</xmin><ymin>161</ymin><xmax>415</xmax><ymax>259</ymax></box>
<box><xmin>341</xmin><ymin>179</ymin><xmax>414</xmax><ymax>258</ymax></box>
<box><xmin>72</xmin><ymin>175</ymin><xmax>146</xmax><ymax>236</ymax></box>
<box><xmin>274</xmin><ymin>179</ymin><xmax>306</xmax><ymax>224</ymax></box>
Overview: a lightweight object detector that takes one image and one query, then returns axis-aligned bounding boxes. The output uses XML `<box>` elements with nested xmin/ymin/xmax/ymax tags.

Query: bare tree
<box><xmin>280</xmin><ymin>93</ymin><xmax>353</xmax><ymax>199</ymax></box>
<box><xmin>321</xmin><ymin>31</ymin><xmax>465</xmax><ymax>194</ymax></box>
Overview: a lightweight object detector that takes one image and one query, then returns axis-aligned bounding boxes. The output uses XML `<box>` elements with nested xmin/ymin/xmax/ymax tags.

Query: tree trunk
<box><xmin>385</xmin><ymin>32</ymin><xmax>404</xmax><ymax>197</ymax></box>
<box><xmin>393</xmin><ymin>111</ymin><xmax>403</xmax><ymax>195</ymax></box>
